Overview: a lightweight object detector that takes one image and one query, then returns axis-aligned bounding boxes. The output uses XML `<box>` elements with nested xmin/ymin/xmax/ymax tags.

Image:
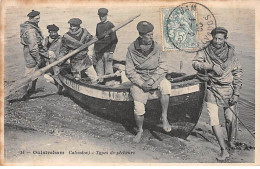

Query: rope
<box><xmin>208</xmin><ymin>78</ymin><xmax>255</xmax><ymax>139</ymax></box>
<box><xmin>234</xmin><ymin>103</ymin><xmax>239</xmax><ymax>141</ymax></box>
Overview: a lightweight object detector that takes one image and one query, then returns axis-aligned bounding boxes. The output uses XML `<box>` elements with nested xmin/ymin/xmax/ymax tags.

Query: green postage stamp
<box><xmin>161</xmin><ymin>2</ymin><xmax>217</xmax><ymax>52</ymax></box>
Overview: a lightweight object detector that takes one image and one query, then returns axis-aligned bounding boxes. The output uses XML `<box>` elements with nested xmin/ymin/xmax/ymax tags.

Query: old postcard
<box><xmin>0</xmin><ymin>0</ymin><xmax>258</xmax><ymax>165</ymax></box>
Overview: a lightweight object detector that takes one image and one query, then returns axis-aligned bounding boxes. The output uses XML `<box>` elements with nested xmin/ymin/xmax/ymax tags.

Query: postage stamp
<box><xmin>1</xmin><ymin>0</ymin><xmax>257</xmax><ymax>165</ymax></box>
<box><xmin>161</xmin><ymin>2</ymin><xmax>217</xmax><ymax>52</ymax></box>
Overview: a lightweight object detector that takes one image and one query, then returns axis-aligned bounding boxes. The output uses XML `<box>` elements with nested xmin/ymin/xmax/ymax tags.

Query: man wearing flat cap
<box><xmin>43</xmin><ymin>24</ymin><xmax>63</xmax><ymax>94</ymax></box>
<box><xmin>126</xmin><ymin>21</ymin><xmax>172</xmax><ymax>143</ymax></box>
<box><xmin>94</xmin><ymin>8</ymin><xmax>118</xmax><ymax>85</ymax></box>
<box><xmin>20</xmin><ymin>10</ymin><xmax>45</xmax><ymax>99</ymax></box>
<box><xmin>59</xmin><ymin>18</ymin><xmax>98</xmax><ymax>82</ymax></box>
<box><xmin>192</xmin><ymin>27</ymin><xmax>243</xmax><ymax>160</ymax></box>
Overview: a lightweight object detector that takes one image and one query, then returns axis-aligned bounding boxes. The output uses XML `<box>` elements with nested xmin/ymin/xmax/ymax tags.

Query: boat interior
<box><xmin>60</xmin><ymin>59</ymin><xmax>199</xmax><ymax>90</ymax></box>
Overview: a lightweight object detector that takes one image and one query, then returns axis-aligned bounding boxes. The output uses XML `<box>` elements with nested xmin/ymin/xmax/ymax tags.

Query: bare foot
<box><xmin>216</xmin><ymin>149</ymin><xmax>229</xmax><ymax>161</ymax></box>
<box><xmin>161</xmin><ymin>117</ymin><xmax>172</xmax><ymax>132</ymax></box>
<box><xmin>133</xmin><ymin>130</ymin><xmax>143</xmax><ymax>143</ymax></box>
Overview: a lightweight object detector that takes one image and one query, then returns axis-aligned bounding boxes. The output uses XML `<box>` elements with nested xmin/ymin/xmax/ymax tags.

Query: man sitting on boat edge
<box><xmin>125</xmin><ymin>21</ymin><xmax>172</xmax><ymax>143</ymax></box>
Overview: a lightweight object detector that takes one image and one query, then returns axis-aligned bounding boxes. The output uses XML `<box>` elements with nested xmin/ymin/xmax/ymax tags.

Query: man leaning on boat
<box><xmin>125</xmin><ymin>21</ymin><xmax>172</xmax><ymax>143</ymax></box>
<box><xmin>192</xmin><ymin>27</ymin><xmax>243</xmax><ymax>161</ymax></box>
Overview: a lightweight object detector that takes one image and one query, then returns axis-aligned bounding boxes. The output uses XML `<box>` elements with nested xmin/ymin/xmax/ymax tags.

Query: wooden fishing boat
<box><xmin>59</xmin><ymin>68</ymin><xmax>206</xmax><ymax>139</ymax></box>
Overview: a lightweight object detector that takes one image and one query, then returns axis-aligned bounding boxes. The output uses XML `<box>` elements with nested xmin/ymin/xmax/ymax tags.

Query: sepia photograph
<box><xmin>0</xmin><ymin>0</ymin><xmax>258</xmax><ymax>165</ymax></box>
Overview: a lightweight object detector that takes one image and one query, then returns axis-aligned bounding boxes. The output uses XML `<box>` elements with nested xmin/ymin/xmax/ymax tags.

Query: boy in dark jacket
<box><xmin>94</xmin><ymin>8</ymin><xmax>118</xmax><ymax>85</ymax></box>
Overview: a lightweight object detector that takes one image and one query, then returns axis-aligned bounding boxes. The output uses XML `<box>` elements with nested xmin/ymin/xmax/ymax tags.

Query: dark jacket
<box><xmin>94</xmin><ymin>21</ymin><xmax>118</xmax><ymax>60</ymax></box>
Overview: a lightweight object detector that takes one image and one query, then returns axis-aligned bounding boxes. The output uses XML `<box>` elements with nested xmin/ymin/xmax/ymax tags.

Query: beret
<box><xmin>211</xmin><ymin>27</ymin><xmax>228</xmax><ymax>36</ymax></box>
<box><xmin>68</xmin><ymin>18</ymin><xmax>82</xmax><ymax>25</ymax></box>
<box><xmin>47</xmin><ymin>24</ymin><xmax>59</xmax><ymax>31</ymax></box>
<box><xmin>27</xmin><ymin>10</ymin><xmax>40</xmax><ymax>18</ymax></box>
<box><xmin>98</xmin><ymin>8</ymin><xmax>108</xmax><ymax>16</ymax></box>
<box><xmin>137</xmin><ymin>21</ymin><xmax>154</xmax><ymax>34</ymax></box>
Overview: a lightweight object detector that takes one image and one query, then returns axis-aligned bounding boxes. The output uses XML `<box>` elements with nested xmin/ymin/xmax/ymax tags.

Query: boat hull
<box><xmin>59</xmin><ymin>70</ymin><xmax>206</xmax><ymax>139</ymax></box>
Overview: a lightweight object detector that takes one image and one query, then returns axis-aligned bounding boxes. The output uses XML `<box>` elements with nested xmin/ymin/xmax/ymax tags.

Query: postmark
<box><xmin>161</xmin><ymin>2</ymin><xmax>217</xmax><ymax>52</ymax></box>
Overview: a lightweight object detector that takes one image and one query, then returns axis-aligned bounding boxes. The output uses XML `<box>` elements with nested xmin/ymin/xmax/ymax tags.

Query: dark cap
<box><xmin>27</xmin><ymin>10</ymin><xmax>40</xmax><ymax>18</ymax></box>
<box><xmin>137</xmin><ymin>21</ymin><xmax>154</xmax><ymax>34</ymax></box>
<box><xmin>47</xmin><ymin>24</ymin><xmax>59</xmax><ymax>31</ymax></box>
<box><xmin>211</xmin><ymin>27</ymin><xmax>228</xmax><ymax>36</ymax></box>
<box><xmin>98</xmin><ymin>8</ymin><xmax>108</xmax><ymax>16</ymax></box>
<box><xmin>68</xmin><ymin>18</ymin><xmax>82</xmax><ymax>25</ymax></box>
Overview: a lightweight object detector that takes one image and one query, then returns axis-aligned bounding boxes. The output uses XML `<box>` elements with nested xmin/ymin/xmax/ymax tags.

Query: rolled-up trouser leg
<box><xmin>159</xmin><ymin>78</ymin><xmax>171</xmax><ymax>95</ymax></box>
<box><xmin>207</xmin><ymin>102</ymin><xmax>219</xmax><ymax>126</ymax></box>
<box><xmin>103</xmin><ymin>52</ymin><xmax>113</xmax><ymax>75</ymax></box>
<box><xmin>134</xmin><ymin>101</ymin><xmax>145</xmax><ymax>116</ymax></box>
<box><xmin>103</xmin><ymin>52</ymin><xmax>114</xmax><ymax>85</ymax></box>
<box><xmin>84</xmin><ymin>65</ymin><xmax>98</xmax><ymax>82</ymax></box>
<box><xmin>95</xmin><ymin>59</ymin><xmax>104</xmax><ymax>76</ymax></box>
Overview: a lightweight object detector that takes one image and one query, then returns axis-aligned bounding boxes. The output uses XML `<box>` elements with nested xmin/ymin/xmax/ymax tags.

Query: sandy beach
<box><xmin>3</xmin><ymin>3</ymin><xmax>255</xmax><ymax>164</ymax></box>
<box><xmin>3</xmin><ymin>78</ymin><xmax>255</xmax><ymax>164</ymax></box>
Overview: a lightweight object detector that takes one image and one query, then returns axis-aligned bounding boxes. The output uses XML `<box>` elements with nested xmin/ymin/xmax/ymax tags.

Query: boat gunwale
<box><xmin>59</xmin><ymin>70</ymin><xmax>202</xmax><ymax>93</ymax></box>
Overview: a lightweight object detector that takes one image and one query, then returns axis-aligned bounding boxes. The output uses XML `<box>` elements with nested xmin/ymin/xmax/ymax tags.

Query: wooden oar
<box><xmin>234</xmin><ymin>102</ymin><xmax>239</xmax><ymax>141</ymax></box>
<box><xmin>5</xmin><ymin>14</ymin><xmax>141</xmax><ymax>97</ymax></box>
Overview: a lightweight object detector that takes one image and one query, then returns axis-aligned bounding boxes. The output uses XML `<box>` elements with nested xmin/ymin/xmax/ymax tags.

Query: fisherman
<box><xmin>125</xmin><ymin>21</ymin><xmax>172</xmax><ymax>143</ymax></box>
<box><xmin>94</xmin><ymin>8</ymin><xmax>118</xmax><ymax>85</ymax></box>
<box><xmin>59</xmin><ymin>18</ymin><xmax>98</xmax><ymax>82</ymax></box>
<box><xmin>192</xmin><ymin>27</ymin><xmax>243</xmax><ymax>160</ymax></box>
<box><xmin>43</xmin><ymin>24</ymin><xmax>63</xmax><ymax>94</ymax></box>
<box><xmin>20</xmin><ymin>10</ymin><xmax>45</xmax><ymax>99</ymax></box>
